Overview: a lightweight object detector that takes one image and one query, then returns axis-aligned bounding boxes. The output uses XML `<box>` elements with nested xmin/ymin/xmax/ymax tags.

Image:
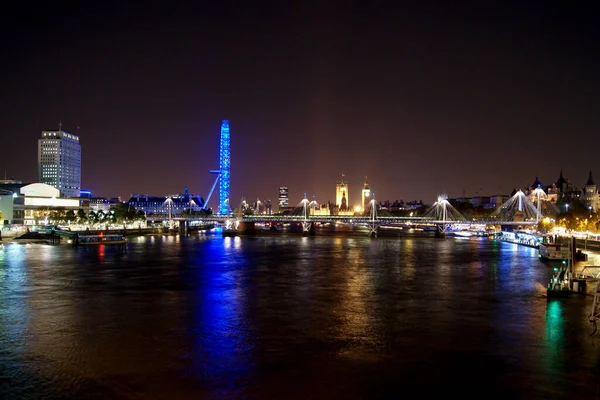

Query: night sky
<box><xmin>1</xmin><ymin>1</ymin><xmax>599</xmax><ymax>208</ymax></box>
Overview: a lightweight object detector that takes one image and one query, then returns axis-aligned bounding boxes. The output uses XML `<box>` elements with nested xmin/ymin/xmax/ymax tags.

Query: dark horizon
<box><xmin>1</xmin><ymin>2</ymin><xmax>599</xmax><ymax>208</ymax></box>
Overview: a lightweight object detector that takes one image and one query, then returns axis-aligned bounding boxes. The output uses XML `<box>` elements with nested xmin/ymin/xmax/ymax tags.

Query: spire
<box><xmin>364</xmin><ymin>175</ymin><xmax>369</xmax><ymax>189</ymax></box>
<box><xmin>556</xmin><ymin>169</ymin><xmax>566</xmax><ymax>187</ymax></box>
<box><xmin>532</xmin><ymin>175</ymin><xmax>543</xmax><ymax>189</ymax></box>
<box><xmin>587</xmin><ymin>170</ymin><xmax>595</xmax><ymax>186</ymax></box>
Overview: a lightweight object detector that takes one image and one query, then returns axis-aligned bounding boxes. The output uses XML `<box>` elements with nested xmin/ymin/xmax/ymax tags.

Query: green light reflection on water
<box><xmin>543</xmin><ymin>299</ymin><xmax>565</xmax><ymax>373</ymax></box>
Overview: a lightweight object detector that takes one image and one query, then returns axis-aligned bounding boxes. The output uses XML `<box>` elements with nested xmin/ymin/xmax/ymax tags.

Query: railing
<box><xmin>578</xmin><ymin>267</ymin><xmax>600</xmax><ymax>280</ymax></box>
<box><xmin>145</xmin><ymin>214</ymin><xmax>538</xmax><ymax>225</ymax></box>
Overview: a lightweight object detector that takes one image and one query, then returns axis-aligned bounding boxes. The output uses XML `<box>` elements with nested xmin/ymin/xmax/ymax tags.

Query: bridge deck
<box><xmin>146</xmin><ymin>215</ymin><xmax>537</xmax><ymax>226</ymax></box>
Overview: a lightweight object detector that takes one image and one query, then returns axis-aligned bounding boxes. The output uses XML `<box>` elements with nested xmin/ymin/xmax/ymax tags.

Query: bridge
<box><xmin>147</xmin><ymin>190</ymin><xmax>541</xmax><ymax>237</ymax></box>
<box><xmin>147</xmin><ymin>121</ymin><xmax>548</xmax><ymax>235</ymax></box>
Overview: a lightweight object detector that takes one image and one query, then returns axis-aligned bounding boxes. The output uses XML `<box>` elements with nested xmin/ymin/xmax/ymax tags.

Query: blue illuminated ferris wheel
<box><xmin>204</xmin><ymin>120</ymin><xmax>231</xmax><ymax>215</ymax></box>
<box><xmin>218</xmin><ymin>120</ymin><xmax>230</xmax><ymax>215</ymax></box>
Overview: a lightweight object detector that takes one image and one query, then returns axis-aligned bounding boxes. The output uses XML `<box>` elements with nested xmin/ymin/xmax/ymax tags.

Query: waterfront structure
<box><xmin>0</xmin><ymin>183</ymin><xmax>86</xmax><ymax>225</ymax></box>
<box><xmin>127</xmin><ymin>191</ymin><xmax>205</xmax><ymax>216</ymax></box>
<box><xmin>38</xmin><ymin>128</ymin><xmax>81</xmax><ymax>197</ymax></box>
<box><xmin>278</xmin><ymin>186</ymin><xmax>289</xmax><ymax>210</ymax></box>
<box><xmin>361</xmin><ymin>176</ymin><xmax>371</xmax><ymax>212</ymax></box>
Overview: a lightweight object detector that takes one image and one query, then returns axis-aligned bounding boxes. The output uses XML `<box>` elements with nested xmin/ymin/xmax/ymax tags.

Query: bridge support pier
<box><xmin>178</xmin><ymin>220</ymin><xmax>189</xmax><ymax>235</ymax></box>
<box><xmin>435</xmin><ymin>224</ymin><xmax>447</xmax><ymax>238</ymax></box>
<box><xmin>369</xmin><ymin>224</ymin><xmax>378</xmax><ymax>238</ymax></box>
<box><xmin>302</xmin><ymin>222</ymin><xmax>315</xmax><ymax>236</ymax></box>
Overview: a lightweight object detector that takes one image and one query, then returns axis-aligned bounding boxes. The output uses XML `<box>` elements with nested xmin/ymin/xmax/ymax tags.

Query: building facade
<box><xmin>38</xmin><ymin>129</ymin><xmax>81</xmax><ymax>197</ymax></box>
<box><xmin>335</xmin><ymin>175</ymin><xmax>349</xmax><ymax>212</ymax></box>
<box><xmin>1</xmin><ymin>183</ymin><xmax>87</xmax><ymax>225</ymax></box>
<box><xmin>582</xmin><ymin>171</ymin><xmax>600</xmax><ymax>212</ymax></box>
<box><xmin>334</xmin><ymin>174</ymin><xmax>355</xmax><ymax>215</ymax></box>
<box><xmin>361</xmin><ymin>176</ymin><xmax>371</xmax><ymax>212</ymax></box>
<box><xmin>127</xmin><ymin>192</ymin><xmax>205</xmax><ymax>216</ymax></box>
<box><xmin>278</xmin><ymin>186</ymin><xmax>289</xmax><ymax>210</ymax></box>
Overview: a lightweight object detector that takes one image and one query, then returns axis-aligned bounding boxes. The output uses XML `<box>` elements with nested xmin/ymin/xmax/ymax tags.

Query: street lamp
<box><xmin>589</xmin><ymin>205</ymin><xmax>593</xmax><ymax>219</ymax></box>
<box><xmin>565</xmin><ymin>204</ymin><xmax>569</xmax><ymax>212</ymax></box>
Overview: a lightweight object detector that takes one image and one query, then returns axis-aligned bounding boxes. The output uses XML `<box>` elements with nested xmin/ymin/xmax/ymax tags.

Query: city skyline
<box><xmin>1</xmin><ymin>2</ymin><xmax>599</xmax><ymax>207</ymax></box>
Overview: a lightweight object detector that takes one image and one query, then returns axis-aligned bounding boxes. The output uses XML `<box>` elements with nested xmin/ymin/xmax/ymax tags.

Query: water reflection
<box><xmin>187</xmin><ymin>238</ymin><xmax>252</xmax><ymax>397</ymax></box>
<box><xmin>0</xmin><ymin>236</ymin><xmax>599</xmax><ymax>399</ymax></box>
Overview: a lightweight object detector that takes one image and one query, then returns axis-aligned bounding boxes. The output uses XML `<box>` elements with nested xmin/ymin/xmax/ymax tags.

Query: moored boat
<box><xmin>75</xmin><ymin>233</ymin><xmax>126</xmax><ymax>245</ymax></box>
<box><xmin>539</xmin><ymin>242</ymin><xmax>570</xmax><ymax>261</ymax></box>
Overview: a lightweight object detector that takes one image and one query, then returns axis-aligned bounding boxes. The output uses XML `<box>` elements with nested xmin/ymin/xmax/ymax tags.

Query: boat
<box><xmin>539</xmin><ymin>242</ymin><xmax>571</xmax><ymax>261</ymax></box>
<box><xmin>453</xmin><ymin>231</ymin><xmax>474</xmax><ymax>237</ymax></box>
<box><xmin>74</xmin><ymin>233</ymin><xmax>126</xmax><ymax>245</ymax></box>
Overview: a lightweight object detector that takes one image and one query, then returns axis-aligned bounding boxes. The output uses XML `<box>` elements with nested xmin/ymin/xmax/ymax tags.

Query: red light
<box><xmin>99</xmin><ymin>232</ymin><xmax>104</xmax><ymax>237</ymax></box>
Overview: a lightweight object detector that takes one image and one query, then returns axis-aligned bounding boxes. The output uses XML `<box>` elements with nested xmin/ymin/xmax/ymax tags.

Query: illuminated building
<box><xmin>128</xmin><ymin>190</ymin><xmax>205</xmax><ymax>215</ymax></box>
<box><xmin>335</xmin><ymin>174</ymin><xmax>354</xmax><ymax>215</ymax></box>
<box><xmin>0</xmin><ymin>183</ymin><xmax>87</xmax><ymax>225</ymax></box>
<box><xmin>335</xmin><ymin>174</ymin><xmax>349</xmax><ymax>211</ymax></box>
<box><xmin>218</xmin><ymin>120</ymin><xmax>230</xmax><ymax>215</ymax></box>
<box><xmin>361</xmin><ymin>176</ymin><xmax>371</xmax><ymax>212</ymax></box>
<box><xmin>279</xmin><ymin>186</ymin><xmax>289</xmax><ymax>210</ymax></box>
<box><xmin>583</xmin><ymin>171</ymin><xmax>600</xmax><ymax>212</ymax></box>
<box><xmin>310</xmin><ymin>203</ymin><xmax>330</xmax><ymax>216</ymax></box>
<box><xmin>38</xmin><ymin>126</ymin><xmax>81</xmax><ymax>197</ymax></box>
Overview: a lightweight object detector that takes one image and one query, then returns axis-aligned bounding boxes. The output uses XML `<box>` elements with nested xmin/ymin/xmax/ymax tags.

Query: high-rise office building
<box><xmin>279</xmin><ymin>186</ymin><xmax>289</xmax><ymax>210</ymax></box>
<box><xmin>38</xmin><ymin>128</ymin><xmax>81</xmax><ymax>197</ymax></box>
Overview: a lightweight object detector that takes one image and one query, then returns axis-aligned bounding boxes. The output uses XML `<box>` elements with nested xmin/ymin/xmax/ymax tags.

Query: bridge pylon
<box><xmin>300</xmin><ymin>193</ymin><xmax>314</xmax><ymax>235</ymax></box>
<box><xmin>368</xmin><ymin>193</ymin><xmax>378</xmax><ymax>237</ymax></box>
<box><xmin>423</xmin><ymin>194</ymin><xmax>466</xmax><ymax>224</ymax></box>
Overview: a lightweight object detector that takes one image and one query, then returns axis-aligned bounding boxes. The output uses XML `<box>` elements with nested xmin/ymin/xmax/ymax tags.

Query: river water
<box><xmin>1</xmin><ymin>233</ymin><xmax>599</xmax><ymax>399</ymax></box>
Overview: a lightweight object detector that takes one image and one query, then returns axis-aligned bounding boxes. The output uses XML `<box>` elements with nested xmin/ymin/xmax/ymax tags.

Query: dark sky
<box><xmin>1</xmin><ymin>1</ymin><xmax>599</xmax><ymax>208</ymax></box>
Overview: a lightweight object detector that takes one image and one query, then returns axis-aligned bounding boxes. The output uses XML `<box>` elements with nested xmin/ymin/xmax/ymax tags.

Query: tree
<box><xmin>111</xmin><ymin>203</ymin><xmax>130</xmax><ymax>223</ymax></box>
<box><xmin>65</xmin><ymin>210</ymin><xmax>76</xmax><ymax>224</ymax></box>
<box><xmin>88</xmin><ymin>210</ymin><xmax>99</xmax><ymax>224</ymax></box>
<box><xmin>49</xmin><ymin>208</ymin><xmax>66</xmax><ymax>224</ymax></box>
<box><xmin>77</xmin><ymin>209</ymin><xmax>87</xmax><ymax>224</ymax></box>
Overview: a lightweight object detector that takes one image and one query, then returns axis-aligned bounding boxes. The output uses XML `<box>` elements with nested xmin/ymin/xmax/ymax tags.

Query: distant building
<box><xmin>447</xmin><ymin>196</ymin><xmax>502</xmax><ymax>210</ymax></box>
<box><xmin>38</xmin><ymin>128</ymin><xmax>81</xmax><ymax>197</ymax></box>
<box><xmin>582</xmin><ymin>171</ymin><xmax>600</xmax><ymax>212</ymax></box>
<box><xmin>127</xmin><ymin>191</ymin><xmax>205</xmax><ymax>215</ymax></box>
<box><xmin>278</xmin><ymin>186</ymin><xmax>289</xmax><ymax>210</ymax></box>
<box><xmin>89</xmin><ymin>197</ymin><xmax>110</xmax><ymax>212</ymax></box>
<box><xmin>310</xmin><ymin>205</ymin><xmax>330</xmax><ymax>216</ymax></box>
<box><xmin>0</xmin><ymin>179</ymin><xmax>22</xmax><ymax>184</ymax></box>
<box><xmin>265</xmin><ymin>200</ymin><xmax>272</xmax><ymax>215</ymax></box>
<box><xmin>546</xmin><ymin>170</ymin><xmax>581</xmax><ymax>203</ymax></box>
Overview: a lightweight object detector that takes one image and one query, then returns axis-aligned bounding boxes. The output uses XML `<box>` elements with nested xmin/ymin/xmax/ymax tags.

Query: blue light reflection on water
<box><xmin>1</xmin><ymin>235</ymin><xmax>600</xmax><ymax>399</ymax></box>
<box><xmin>186</xmin><ymin>236</ymin><xmax>253</xmax><ymax>395</ymax></box>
